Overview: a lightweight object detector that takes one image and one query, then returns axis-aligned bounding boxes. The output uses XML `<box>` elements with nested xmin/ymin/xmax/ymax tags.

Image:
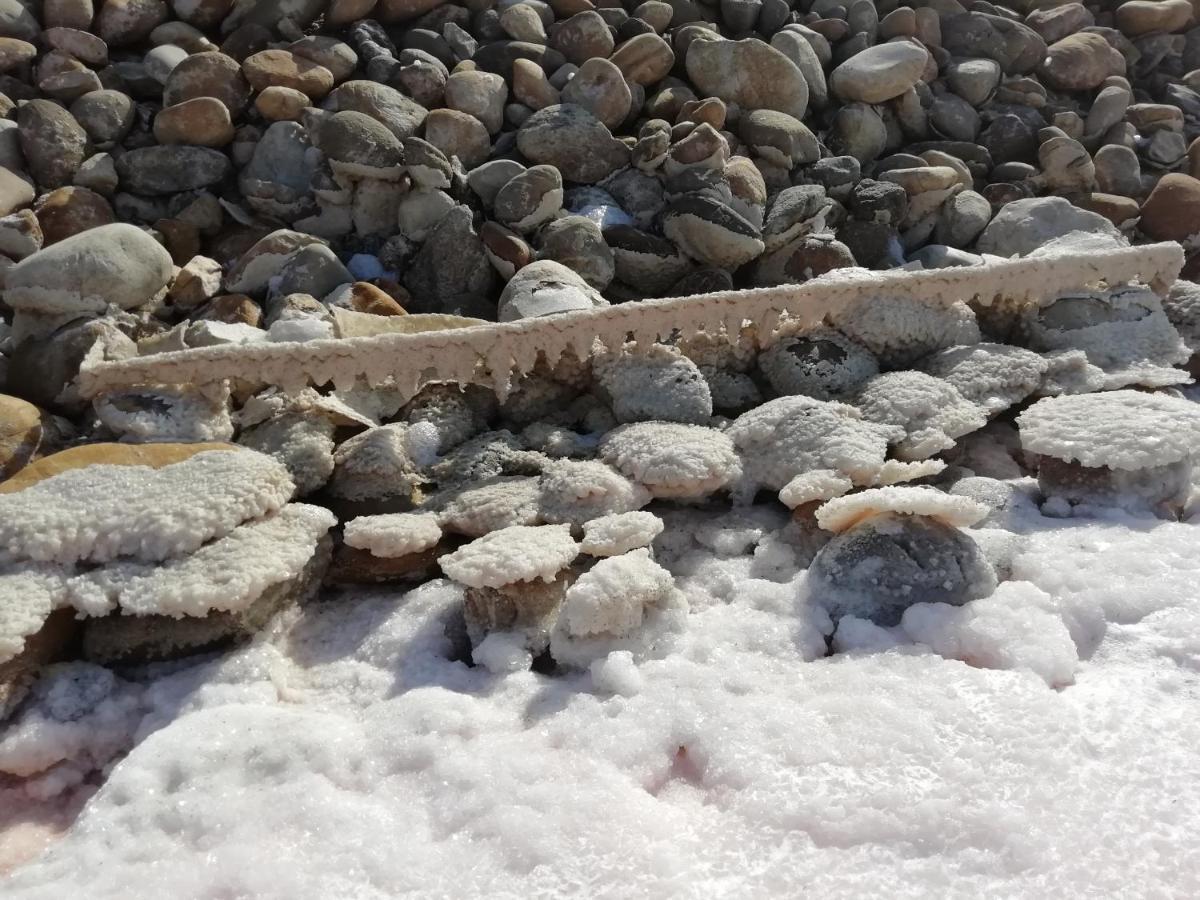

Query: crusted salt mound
<box><xmin>538</xmin><ymin>460</ymin><xmax>652</xmax><ymax>526</ymax></box>
<box><xmin>439</xmin><ymin>524</ymin><xmax>579</xmax><ymax>589</ymax></box>
<box><xmin>1037</xmin><ymin>349</ymin><xmax>1106</xmax><ymax>396</ymax></box>
<box><xmin>94</xmin><ymin>384</ymin><xmax>234</xmax><ymax>443</ymax></box>
<box><xmin>73</xmin><ymin>504</ymin><xmax>336</xmax><ymax>619</ymax></box>
<box><xmin>854</xmin><ymin>371</ymin><xmax>988</xmax><ymax>461</ymax></box>
<box><xmin>436</xmin><ymin>475</ymin><xmax>542</xmax><ymax>537</ymax></box>
<box><xmin>550</xmin><ymin>548</ymin><xmax>686</xmax><ymax>668</ymax></box>
<box><xmin>778</xmin><ymin>469</ymin><xmax>854</xmax><ymax>509</ymax></box>
<box><xmin>869</xmin><ymin>458</ymin><xmax>948</xmax><ymax>486</ymax></box>
<box><xmin>328</xmin><ymin>424</ymin><xmax>427</xmax><ymax>502</ymax></box>
<box><xmin>1016</xmin><ymin>390</ymin><xmax>1200</xmax><ymax>470</ymax></box>
<box><xmin>599</xmin><ymin>422</ymin><xmax>741</xmax><ymax>499</ymax></box>
<box><xmin>916</xmin><ymin>343</ymin><xmax>1049</xmax><ymax>417</ymax></box>
<box><xmin>580</xmin><ymin>511</ymin><xmax>664</xmax><ymax>556</ymax></box>
<box><xmin>238</xmin><ymin>413</ymin><xmax>336</xmax><ymax>497</ymax></box>
<box><xmin>816</xmin><ymin>486</ymin><xmax>990</xmax><ymax>533</ymax></box>
<box><xmin>828</xmin><ymin>293</ymin><xmax>981</xmax><ymax>368</ymax></box>
<box><xmin>900</xmin><ymin>582</ymin><xmax>1079</xmax><ymax>688</ymax></box>
<box><xmin>0</xmin><ymin>449</ymin><xmax>294</xmax><ymax>566</ymax></box>
<box><xmin>0</xmin><ymin>566</ymin><xmax>60</xmax><ymax>665</ymax></box>
<box><xmin>727</xmin><ymin>395</ymin><xmax>901</xmax><ymax>491</ymax></box>
<box><xmin>342</xmin><ymin>512</ymin><xmax>444</xmax><ymax>559</ymax></box>
<box><xmin>757</xmin><ymin>327</ymin><xmax>879</xmax><ymax>400</ymax></box>
<box><xmin>1019</xmin><ymin>287</ymin><xmax>1191</xmax><ymax>389</ymax></box>
<box><xmin>593</xmin><ymin>343</ymin><xmax>713</xmax><ymax>425</ymax></box>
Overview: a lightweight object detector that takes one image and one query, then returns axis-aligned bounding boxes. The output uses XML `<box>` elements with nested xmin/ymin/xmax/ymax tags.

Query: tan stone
<box><xmin>0</xmin><ymin>394</ymin><xmax>42</xmax><ymax>481</ymax></box>
<box><xmin>423</xmin><ymin>108</ymin><xmax>492</xmax><ymax>168</ymax></box>
<box><xmin>243</xmin><ymin>48</ymin><xmax>334</xmax><ymax>99</ymax></box>
<box><xmin>164</xmin><ymin>51</ymin><xmax>251</xmax><ymax>115</ymax></box>
<box><xmin>196</xmin><ymin>293</ymin><xmax>262</xmax><ymax>326</ymax></box>
<box><xmin>512</xmin><ymin>57</ymin><xmax>560</xmax><ymax>110</ymax></box>
<box><xmin>610</xmin><ymin>32</ymin><xmax>675</xmax><ymax>86</ymax></box>
<box><xmin>153</xmin><ymin>96</ymin><xmax>236</xmax><ymax>146</ymax></box>
<box><xmin>34</xmin><ymin>186</ymin><xmax>115</xmax><ymax>245</ymax></box>
<box><xmin>0</xmin><ymin>167</ymin><xmax>34</xmax><ymax>216</ymax></box>
<box><xmin>255</xmin><ymin>85</ymin><xmax>310</xmax><ymax>121</ymax></box>
<box><xmin>346</xmin><ymin>281</ymin><xmax>407</xmax><ymax>315</ymax></box>
<box><xmin>1140</xmin><ymin>173</ymin><xmax>1200</xmax><ymax>242</ymax></box>
<box><xmin>0</xmin><ymin>37</ymin><xmax>36</xmax><ymax>71</ymax></box>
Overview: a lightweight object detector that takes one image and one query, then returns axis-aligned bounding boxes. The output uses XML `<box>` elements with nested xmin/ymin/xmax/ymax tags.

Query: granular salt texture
<box><xmin>549</xmin><ymin>548</ymin><xmax>687</xmax><ymax>669</ymax></box>
<box><xmin>343</xmin><ymin>513</ymin><xmax>443</xmax><ymax>559</ymax></box>
<box><xmin>0</xmin><ymin>566</ymin><xmax>60</xmax><ymax>664</ymax></box>
<box><xmin>592</xmin><ymin>343</ymin><xmax>713</xmax><ymax>424</ymax></box>
<box><xmin>700</xmin><ymin>366</ymin><xmax>762</xmax><ymax>415</ymax></box>
<box><xmin>727</xmin><ymin>395</ymin><xmax>902</xmax><ymax>492</ymax></box>
<box><xmin>828</xmin><ymin>293</ymin><xmax>981</xmax><ymax>368</ymax></box>
<box><xmin>439</xmin><ymin>524</ymin><xmax>579</xmax><ymax>589</ymax></box>
<box><xmin>757</xmin><ymin>327</ymin><xmax>879</xmax><ymax>400</ymax></box>
<box><xmin>71</xmin><ymin>504</ymin><xmax>336</xmax><ymax>619</ymax></box>
<box><xmin>328</xmin><ymin>424</ymin><xmax>426</xmax><ymax>502</ymax></box>
<box><xmin>237</xmin><ymin>413</ymin><xmax>336</xmax><ymax>496</ymax></box>
<box><xmin>435</xmin><ymin>475</ymin><xmax>542</xmax><ymax>537</ymax></box>
<box><xmin>868</xmin><ymin>458</ymin><xmax>947</xmax><ymax>486</ymax></box>
<box><xmin>1162</xmin><ymin>279</ymin><xmax>1200</xmax><ymax>353</ymax></box>
<box><xmin>520</xmin><ymin>422</ymin><xmax>599</xmax><ymax>459</ymax></box>
<box><xmin>1019</xmin><ymin>286</ymin><xmax>1191</xmax><ymax>388</ymax></box>
<box><xmin>899</xmin><ymin>582</ymin><xmax>1079</xmax><ymax>688</ymax></box>
<box><xmin>599</xmin><ymin>422</ymin><xmax>741</xmax><ymax>499</ymax></box>
<box><xmin>6</xmin><ymin>513</ymin><xmax>1200</xmax><ymax>896</ymax></box>
<box><xmin>0</xmin><ymin>449</ymin><xmax>293</xmax><ymax>566</ymax></box>
<box><xmin>429</xmin><ymin>430</ymin><xmax>539</xmax><ymax>486</ymax></box>
<box><xmin>94</xmin><ymin>384</ymin><xmax>234</xmax><ymax>443</ymax></box>
<box><xmin>816</xmin><ymin>486</ymin><xmax>990</xmax><ymax>533</ymax></box>
<box><xmin>916</xmin><ymin>343</ymin><xmax>1049</xmax><ymax>417</ymax></box>
<box><xmin>402</xmin><ymin>383</ymin><xmax>495</xmax><ymax>453</ymax></box>
<box><xmin>854</xmin><ymin>371</ymin><xmax>988</xmax><ymax>461</ymax></box>
<box><xmin>778</xmin><ymin>469</ymin><xmax>854</xmax><ymax>509</ymax></box>
<box><xmin>1036</xmin><ymin>349</ymin><xmax>1107</xmax><ymax>396</ymax></box>
<box><xmin>580</xmin><ymin>511</ymin><xmax>664</xmax><ymax>557</ymax></box>
<box><xmin>0</xmin><ymin>663</ymin><xmax>144</xmax><ymax>780</ymax></box>
<box><xmin>805</xmin><ymin>511</ymin><xmax>998</xmax><ymax>625</ymax></box>
<box><xmin>538</xmin><ymin>459</ymin><xmax>652</xmax><ymax>526</ymax></box>
<box><xmin>1017</xmin><ymin>390</ymin><xmax>1200</xmax><ymax>470</ymax></box>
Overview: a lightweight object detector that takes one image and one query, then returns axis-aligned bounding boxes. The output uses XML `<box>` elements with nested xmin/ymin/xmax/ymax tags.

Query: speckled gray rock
<box><xmin>829</xmin><ymin>41</ymin><xmax>927</xmax><ymax>104</ymax></box>
<box><xmin>115</xmin><ymin>145</ymin><xmax>232</xmax><ymax>195</ymax></box>
<box><xmin>18</xmin><ymin>100</ymin><xmax>87</xmax><ymax>189</ymax></box>
<box><xmin>516</xmin><ymin>104</ymin><xmax>629</xmax><ymax>184</ymax></box>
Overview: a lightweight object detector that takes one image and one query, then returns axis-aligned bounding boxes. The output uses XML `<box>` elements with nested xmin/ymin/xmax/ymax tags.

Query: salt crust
<box><xmin>816</xmin><ymin>486</ymin><xmax>990</xmax><ymax>533</ymax></box>
<box><xmin>343</xmin><ymin>513</ymin><xmax>443</xmax><ymax>558</ymax></box>
<box><xmin>0</xmin><ymin>450</ymin><xmax>294</xmax><ymax>566</ymax></box>
<box><xmin>600</xmin><ymin>422</ymin><xmax>741</xmax><ymax>498</ymax></box>
<box><xmin>917</xmin><ymin>342</ymin><xmax>1048</xmax><ymax>416</ymax></box>
<box><xmin>237</xmin><ymin>413</ymin><xmax>336</xmax><ymax>496</ymax></box>
<box><xmin>436</xmin><ymin>476</ymin><xmax>542</xmax><ymax>537</ymax></box>
<box><xmin>538</xmin><ymin>460</ymin><xmax>652</xmax><ymax>526</ymax></box>
<box><xmin>1</xmin><ymin>504</ymin><xmax>336</xmax><ymax>623</ymax></box>
<box><xmin>580</xmin><ymin>511</ymin><xmax>665</xmax><ymax>556</ymax></box>
<box><xmin>550</xmin><ymin>548</ymin><xmax>687</xmax><ymax>668</ymax></box>
<box><xmin>0</xmin><ymin>566</ymin><xmax>60</xmax><ymax>664</ymax></box>
<box><xmin>854</xmin><ymin>371</ymin><xmax>988</xmax><ymax>461</ymax></box>
<box><xmin>593</xmin><ymin>343</ymin><xmax>713</xmax><ymax>425</ymax></box>
<box><xmin>439</xmin><ymin>524</ymin><xmax>579</xmax><ymax>589</ymax></box>
<box><xmin>94</xmin><ymin>384</ymin><xmax>234</xmax><ymax>443</ymax></box>
<box><xmin>778</xmin><ymin>469</ymin><xmax>853</xmax><ymax>509</ymax></box>
<box><xmin>1017</xmin><ymin>390</ymin><xmax>1200</xmax><ymax>470</ymax></box>
<box><xmin>77</xmin><ymin>242</ymin><xmax>1184</xmax><ymax>401</ymax></box>
<box><xmin>5</xmin><ymin>512</ymin><xmax>1200</xmax><ymax>896</ymax></box>
<box><xmin>728</xmin><ymin>395</ymin><xmax>901</xmax><ymax>491</ymax></box>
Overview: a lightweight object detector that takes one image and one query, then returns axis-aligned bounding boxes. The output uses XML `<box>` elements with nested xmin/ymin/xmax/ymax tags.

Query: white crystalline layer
<box><xmin>816</xmin><ymin>486</ymin><xmax>990</xmax><ymax>533</ymax></box>
<box><xmin>1017</xmin><ymin>390</ymin><xmax>1200</xmax><ymax>470</ymax></box>
<box><xmin>538</xmin><ymin>460</ymin><xmax>652</xmax><ymax>526</ymax></box>
<box><xmin>600</xmin><ymin>422</ymin><xmax>741</xmax><ymax>499</ymax></box>
<box><xmin>0</xmin><ymin>566</ymin><xmax>61</xmax><ymax>664</ymax></box>
<box><xmin>728</xmin><ymin>395</ymin><xmax>901</xmax><ymax>490</ymax></box>
<box><xmin>900</xmin><ymin>582</ymin><xmax>1079</xmax><ymax>688</ymax></box>
<box><xmin>917</xmin><ymin>343</ymin><xmax>1048</xmax><ymax>417</ymax></box>
<box><xmin>867</xmin><ymin>458</ymin><xmax>947</xmax><ymax>486</ymax></box>
<box><xmin>439</xmin><ymin>524</ymin><xmax>579</xmax><ymax>589</ymax></box>
<box><xmin>94</xmin><ymin>384</ymin><xmax>234</xmax><ymax>444</ymax></box>
<box><xmin>550</xmin><ymin>548</ymin><xmax>687</xmax><ymax>669</ymax></box>
<box><xmin>560</xmin><ymin>550</ymin><xmax>676</xmax><ymax>639</ymax></box>
<box><xmin>829</xmin><ymin>294</ymin><xmax>981</xmax><ymax>368</ymax></box>
<box><xmin>580</xmin><ymin>512</ymin><xmax>664</xmax><ymax>557</ymax></box>
<box><xmin>854</xmin><ymin>371</ymin><xmax>988</xmax><ymax>461</ymax></box>
<box><xmin>343</xmin><ymin>513</ymin><xmax>443</xmax><ymax>558</ymax></box>
<box><xmin>778</xmin><ymin>469</ymin><xmax>853</xmax><ymax>509</ymax></box>
<box><xmin>85</xmin><ymin>504</ymin><xmax>336</xmax><ymax>618</ymax></box>
<box><xmin>0</xmin><ymin>664</ymin><xmax>145</xmax><ymax>778</ymax></box>
<box><xmin>437</xmin><ymin>476</ymin><xmax>542</xmax><ymax>537</ymax></box>
<box><xmin>0</xmin><ymin>450</ymin><xmax>295</xmax><ymax>566</ymax></box>
<box><xmin>76</xmin><ymin>243</ymin><xmax>1184</xmax><ymax>402</ymax></box>
<box><xmin>4</xmin><ymin>514</ymin><xmax>1200</xmax><ymax>896</ymax></box>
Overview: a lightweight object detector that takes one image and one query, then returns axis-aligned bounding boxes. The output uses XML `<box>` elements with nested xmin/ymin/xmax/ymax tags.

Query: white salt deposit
<box><xmin>580</xmin><ymin>511</ymin><xmax>664</xmax><ymax>556</ymax></box>
<box><xmin>343</xmin><ymin>512</ymin><xmax>443</xmax><ymax>558</ymax></box>
<box><xmin>439</xmin><ymin>524</ymin><xmax>579</xmax><ymax>588</ymax></box>
<box><xmin>3</xmin><ymin>475</ymin><xmax>1200</xmax><ymax>898</ymax></box>
<box><xmin>815</xmin><ymin>486</ymin><xmax>991</xmax><ymax>533</ymax></box>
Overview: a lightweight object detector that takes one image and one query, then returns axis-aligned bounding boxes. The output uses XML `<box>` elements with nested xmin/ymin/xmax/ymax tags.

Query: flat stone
<box><xmin>116</xmin><ymin>145</ymin><xmax>232</xmax><ymax>195</ymax></box>
<box><xmin>829</xmin><ymin>41</ymin><xmax>927</xmax><ymax>104</ymax></box>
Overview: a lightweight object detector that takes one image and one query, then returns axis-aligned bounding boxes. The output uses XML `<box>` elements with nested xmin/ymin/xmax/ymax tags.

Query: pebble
<box><xmin>829</xmin><ymin>41</ymin><xmax>927</xmax><ymax>105</ymax></box>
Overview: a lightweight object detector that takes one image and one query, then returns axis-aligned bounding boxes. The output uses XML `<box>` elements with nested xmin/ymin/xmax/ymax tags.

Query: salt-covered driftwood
<box><xmin>78</xmin><ymin>243</ymin><xmax>1183</xmax><ymax>403</ymax></box>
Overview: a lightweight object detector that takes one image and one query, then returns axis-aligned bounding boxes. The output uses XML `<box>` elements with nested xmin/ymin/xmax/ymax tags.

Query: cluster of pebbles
<box><xmin>4</xmin><ymin>0</ymin><xmax>1200</xmax><ymax>726</ymax></box>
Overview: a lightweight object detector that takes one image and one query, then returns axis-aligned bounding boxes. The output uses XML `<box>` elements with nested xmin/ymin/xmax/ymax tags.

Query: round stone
<box><xmin>686</xmin><ymin>37</ymin><xmax>808</xmax><ymax>120</ymax></box>
<box><xmin>560</xmin><ymin>57</ymin><xmax>632</xmax><ymax>130</ymax></box>
<box><xmin>1140</xmin><ymin>173</ymin><xmax>1200</xmax><ymax>242</ymax></box>
<box><xmin>829</xmin><ymin>41</ymin><xmax>927</xmax><ymax>104</ymax></box>
<box><xmin>243</xmin><ymin>48</ymin><xmax>334</xmax><ymax>99</ymax></box>
<box><xmin>153</xmin><ymin>97</ymin><xmax>235</xmax><ymax>146</ymax></box>
<box><xmin>609</xmin><ymin>32</ymin><xmax>675</xmax><ymax>86</ymax></box>
<box><xmin>494</xmin><ymin>164</ymin><xmax>564</xmax><ymax>234</ymax></box>
<box><xmin>164</xmin><ymin>51</ymin><xmax>251</xmax><ymax>115</ymax></box>
<box><xmin>33</xmin><ymin>186</ymin><xmax>115</xmax><ymax>244</ymax></box>
<box><xmin>516</xmin><ymin>104</ymin><xmax>630</xmax><ymax>184</ymax></box>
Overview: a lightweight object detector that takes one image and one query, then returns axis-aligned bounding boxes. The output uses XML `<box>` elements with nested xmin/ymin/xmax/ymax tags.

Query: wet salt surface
<box><xmin>2</xmin><ymin>500</ymin><xmax>1199</xmax><ymax>899</ymax></box>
